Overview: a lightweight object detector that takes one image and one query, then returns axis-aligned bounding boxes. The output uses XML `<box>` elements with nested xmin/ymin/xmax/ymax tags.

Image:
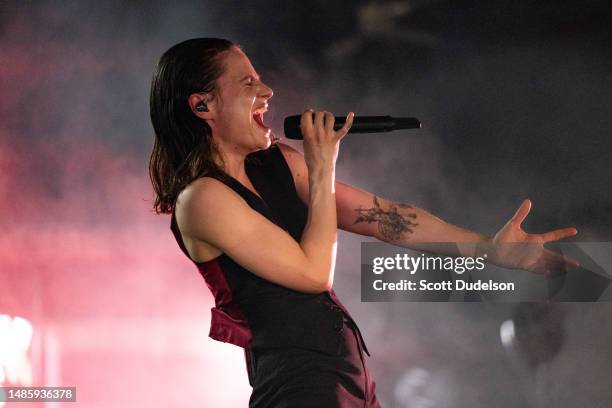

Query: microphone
<box><xmin>283</xmin><ymin>115</ymin><xmax>421</xmax><ymax>140</ymax></box>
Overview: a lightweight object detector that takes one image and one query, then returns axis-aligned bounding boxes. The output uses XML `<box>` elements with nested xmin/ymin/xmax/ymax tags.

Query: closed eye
<box><xmin>242</xmin><ymin>75</ymin><xmax>260</xmax><ymax>86</ymax></box>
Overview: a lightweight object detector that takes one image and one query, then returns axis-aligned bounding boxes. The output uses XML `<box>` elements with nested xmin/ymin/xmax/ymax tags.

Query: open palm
<box><xmin>491</xmin><ymin>200</ymin><xmax>579</xmax><ymax>275</ymax></box>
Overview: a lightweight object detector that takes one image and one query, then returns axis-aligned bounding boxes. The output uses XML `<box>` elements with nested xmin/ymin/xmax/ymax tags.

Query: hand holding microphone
<box><xmin>300</xmin><ymin>110</ymin><xmax>354</xmax><ymax>173</ymax></box>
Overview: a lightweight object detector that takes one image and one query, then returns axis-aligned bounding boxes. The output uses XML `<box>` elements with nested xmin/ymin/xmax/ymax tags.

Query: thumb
<box><xmin>510</xmin><ymin>199</ymin><xmax>531</xmax><ymax>227</ymax></box>
<box><xmin>336</xmin><ymin>112</ymin><xmax>354</xmax><ymax>140</ymax></box>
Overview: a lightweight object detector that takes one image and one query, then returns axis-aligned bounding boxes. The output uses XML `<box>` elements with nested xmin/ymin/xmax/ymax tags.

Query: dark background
<box><xmin>1</xmin><ymin>1</ymin><xmax>610</xmax><ymax>406</ymax></box>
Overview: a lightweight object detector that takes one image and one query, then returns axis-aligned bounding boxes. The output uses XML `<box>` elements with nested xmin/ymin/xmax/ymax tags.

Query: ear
<box><xmin>188</xmin><ymin>92</ymin><xmax>216</xmax><ymax>120</ymax></box>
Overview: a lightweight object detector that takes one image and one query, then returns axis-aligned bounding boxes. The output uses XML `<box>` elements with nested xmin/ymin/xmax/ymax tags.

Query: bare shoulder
<box><xmin>177</xmin><ymin>176</ymin><xmax>241</xmax><ymax>217</ymax></box>
<box><xmin>276</xmin><ymin>143</ymin><xmax>308</xmax><ymax>198</ymax></box>
<box><xmin>175</xmin><ymin>177</ymin><xmax>250</xmax><ymax>244</ymax></box>
<box><xmin>276</xmin><ymin>141</ymin><xmax>300</xmax><ymax>156</ymax></box>
<box><xmin>276</xmin><ymin>142</ymin><xmax>304</xmax><ymax>167</ymax></box>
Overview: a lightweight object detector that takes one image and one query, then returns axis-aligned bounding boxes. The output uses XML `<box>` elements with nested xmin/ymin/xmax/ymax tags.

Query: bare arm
<box><xmin>178</xmin><ymin>178</ymin><xmax>331</xmax><ymax>293</ymax></box>
<box><xmin>337</xmin><ymin>188</ymin><xmax>487</xmax><ymax>254</ymax></box>
<box><xmin>279</xmin><ymin>142</ymin><xmax>578</xmax><ymax>274</ymax></box>
<box><xmin>278</xmin><ymin>142</ymin><xmax>483</xmax><ymax>251</ymax></box>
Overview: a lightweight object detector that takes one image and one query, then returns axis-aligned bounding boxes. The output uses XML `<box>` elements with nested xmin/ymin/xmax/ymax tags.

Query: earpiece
<box><xmin>196</xmin><ymin>102</ymin><xmax>208</xmax><ymax>112</ymax></box>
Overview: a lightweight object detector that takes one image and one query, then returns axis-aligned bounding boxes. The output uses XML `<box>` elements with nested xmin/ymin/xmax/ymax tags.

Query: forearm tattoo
<box><xmin>353</xmin><ymin>196</ymin><xmax>418</xmax><ymax>241</ymax></box>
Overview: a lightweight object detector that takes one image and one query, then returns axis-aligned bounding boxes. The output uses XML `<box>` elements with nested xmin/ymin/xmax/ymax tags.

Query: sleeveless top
<box><xmin>170</xmin><ymin>144</ymin><xmax>369</xmax><ymax>356</ymax></box>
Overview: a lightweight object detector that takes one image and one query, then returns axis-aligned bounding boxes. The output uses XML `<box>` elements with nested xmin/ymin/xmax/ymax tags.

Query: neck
<box><xmin>214</xmin><ymin>141</ymin><xmax>249</xmax><ymax>180</ymax></box>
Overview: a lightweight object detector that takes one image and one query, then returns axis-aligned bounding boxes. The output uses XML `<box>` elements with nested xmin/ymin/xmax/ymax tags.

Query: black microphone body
<box><xmin>283</xmin><ymin>115</ymin><xmax>421</xmax><ymax>140</ymax></box>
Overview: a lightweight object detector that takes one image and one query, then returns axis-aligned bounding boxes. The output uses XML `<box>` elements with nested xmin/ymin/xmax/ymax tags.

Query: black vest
<box><xmin>170</xmin><ymin>144</ymin><xmax>369</xmax><ymax>357</ymax></box>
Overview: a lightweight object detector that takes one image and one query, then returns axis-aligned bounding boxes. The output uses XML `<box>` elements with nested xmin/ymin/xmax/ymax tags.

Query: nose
<box><xmin>259</xmin><ymin>81</ymin><xmax>273</xmax><ymax>99</ymax></box>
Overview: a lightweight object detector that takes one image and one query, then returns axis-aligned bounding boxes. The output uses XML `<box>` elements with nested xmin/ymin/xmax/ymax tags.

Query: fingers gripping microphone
<box><xmin>283</xmin><ymin>115</ymin><xmax>421</xmax><ymax>140</ymax></box>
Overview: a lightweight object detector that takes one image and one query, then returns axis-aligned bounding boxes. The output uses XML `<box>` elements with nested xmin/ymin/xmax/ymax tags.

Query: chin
<box><xmin>257</xmin><ymin>135</ymin><xmax>272</xmax><ymax>150</ymax></box>
<box><xmin>251</xmin><ymin>128</ymin><xmax>272</xmax><ymax>150</ymax></box>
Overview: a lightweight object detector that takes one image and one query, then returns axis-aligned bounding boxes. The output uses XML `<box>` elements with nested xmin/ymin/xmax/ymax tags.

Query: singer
<box><xmin>148</xmin><ymin>38</ymin><xmax>578</xmax><ymax>407</ymax></box>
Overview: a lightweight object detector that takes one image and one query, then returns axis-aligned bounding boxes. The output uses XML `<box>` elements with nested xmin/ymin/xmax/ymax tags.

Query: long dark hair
<box><xmin>149</xmin><ymin>38</ymin><xmax>236</xmax><ymax>214</ymax></box>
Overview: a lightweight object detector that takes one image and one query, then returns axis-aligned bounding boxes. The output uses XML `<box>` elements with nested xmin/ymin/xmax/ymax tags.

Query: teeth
<box><xmin>252</xmin><ymin>104</ymin><xmax>268</xmax><ymax>115</ymax></box>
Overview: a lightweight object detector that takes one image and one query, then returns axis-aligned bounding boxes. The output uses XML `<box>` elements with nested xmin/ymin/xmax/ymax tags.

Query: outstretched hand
<box><xmin>489</xmin><ymin>199</ymin><xmax>579</xmax><ymax>275</ymax></box>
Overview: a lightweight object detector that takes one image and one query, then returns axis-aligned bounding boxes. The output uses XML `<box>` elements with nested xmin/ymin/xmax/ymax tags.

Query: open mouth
<box><xmin>252</xmin><ymin>107</ymin><xmax>269</xmax><ymax>131</ymax></box>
